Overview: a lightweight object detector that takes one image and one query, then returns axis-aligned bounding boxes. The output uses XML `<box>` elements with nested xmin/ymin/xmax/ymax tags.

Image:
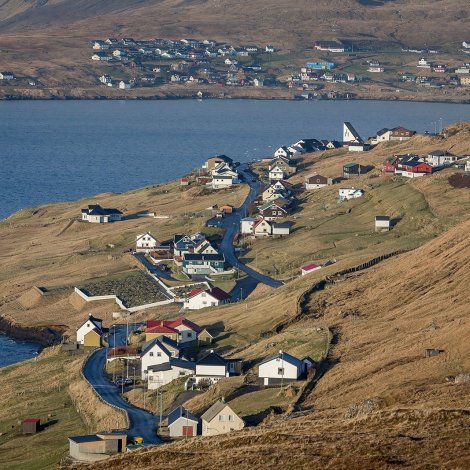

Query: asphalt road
<box><xmin>219</xmin><ymin>165</ymin><xmax>283</xmax><ymax>290</ymax></box>
<box><xmin>133</xmin><ymin>252</ymin><xmax>177</xmax><ymax>282</ymax></box>
<box><xmin>83</xmin><ymin>325</ymin><xmax>161</xmax><ymax>445</ymax></box>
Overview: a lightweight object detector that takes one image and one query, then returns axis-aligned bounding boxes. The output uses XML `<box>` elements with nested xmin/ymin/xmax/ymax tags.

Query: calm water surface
<box><xmin>0</xmin><ymin>335</ymin><xmax>40</xmax><ymax>368</ymax></box>
<box><xmin>0</xmin><ymin>100</ymin><xmax>469</xmax><ymax>220</ymax></box>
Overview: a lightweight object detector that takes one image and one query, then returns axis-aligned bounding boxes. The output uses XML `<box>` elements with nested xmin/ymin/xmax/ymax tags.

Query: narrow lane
<box><xmin>83</xmin><ymin>325</ymin><xmax>161</xmax><ymax>444</ymax></box>
<box><xmin>219</xmin><ymin>165</ymin><xmax>283</xmax><ymax>289</ymax></box>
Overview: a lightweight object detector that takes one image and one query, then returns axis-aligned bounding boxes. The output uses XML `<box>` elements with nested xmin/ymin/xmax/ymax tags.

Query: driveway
<box><xmin>83</xmin><ymin>325</ymin><xmax>161</xmax><ymax>445</ymax></box>
<box><xmin>218</xmin><ymin>165</ymin><xmax>283</xmax><ymax>290</ymax></box>
<box><xmin>133</xmin><ymin>252</ymin><xmax>176</xmax><ymax>282</ymax></box>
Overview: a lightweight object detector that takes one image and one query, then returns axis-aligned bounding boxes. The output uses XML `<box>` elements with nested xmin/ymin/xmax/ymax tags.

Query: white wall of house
<box><xmin>240</xmin><ymin>218</ymin><xmax>255</xmax><ymax>234</ymax></box>
<box><xmin>258</xmin><ymin>358</ymin><xmax>301</xmax><ymax>384</ymax></box>
<box><xmin>269</xmin><ymin>167</ymin><xmax>285</xmax><ymax>181</ymax></box>
<box><xmin>173</xmin><ymin>325</ymin><xmax>198</xmax><ymax>343</ymax></box>
<box><xmin>141</xmin><ymin>344</ymin><xmax>171</xmax><ymax>376</ymax></box>
<box><xmin>147</xmin><ymin>364</ymin><xmax>194</xmax><ymax>390</ymax></box>
<box><xmin>77</xmin><ymin>321</ymin><xmax>101</xmax><ymax>344</ymax></box>
<box><xmin>195</xmin><ymin>364</ymin><xmax>227</xmax><ymax>383</ymax></box>
<box><xmin>272</xmin><ymin>225</ymin><xmax>290</xmax><ymax>236</ymax></box>
<box><xmin>184</xmin><ymin>292</ymin><xmax>220</xmax><ymax>310</ymax></box>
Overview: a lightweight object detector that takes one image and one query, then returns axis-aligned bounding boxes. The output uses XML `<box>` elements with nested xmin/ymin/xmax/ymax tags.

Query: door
<box><xmin>182</xmin><ymin>426</ymin><xmax>193</xmax><ymax>437</ymax></box>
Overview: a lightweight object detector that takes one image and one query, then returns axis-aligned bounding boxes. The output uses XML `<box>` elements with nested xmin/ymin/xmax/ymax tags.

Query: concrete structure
<box><xmin>375</xmin><ymin>215</ymin><xmax>391</xmax><ymax>232</ymax></box>
<box><xmin>81</xmin><ymin>205</ymin><xmax>122</xmax><ymax>223</ymax></box>
<box><xmin>201</xmin><ymin>400</ymin><xmax>244</xmax><ymax>436</ymax></box>
<box><xmin>258</xmin><ymin>351</ymin><xmax>304</xmax><ymax>385</ymax></box>
<box><xmin>68</xmin><ymin>433</ymin><xmax>126</xmax><ymax>462</ymax></box>
<box><xmin>167</xmin><ymin>406</ymin><xmax>199</xmax><ymax>437</ymax></box>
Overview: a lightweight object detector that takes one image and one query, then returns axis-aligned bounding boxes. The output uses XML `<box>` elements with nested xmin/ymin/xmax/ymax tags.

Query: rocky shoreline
<box><xmin>0</xmin><ymin>315</ymin><xmax>66</xmax><ymax>348</ymax></box>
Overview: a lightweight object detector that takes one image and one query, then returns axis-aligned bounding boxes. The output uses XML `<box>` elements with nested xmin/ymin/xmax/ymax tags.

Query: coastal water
<box><xmin>0</xmin><ymin>100</ymin><xmax>469</xmax><ymax>220</ymax></box>
<box><xmin>0</xmin><ymin>334</ymin><xmax>40</xmax><ymax>368</ymax></box>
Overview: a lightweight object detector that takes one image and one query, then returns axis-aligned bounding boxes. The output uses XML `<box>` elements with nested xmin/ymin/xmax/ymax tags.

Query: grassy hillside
<box><xmin>66</xmin><ymin>209</ymin><xmax>470</xmax><ymax>470</ymax></box>
<box><xmin>0</xmin><ymin>0</ymin><xmax>468</xmax><ymax>97</ymax></box>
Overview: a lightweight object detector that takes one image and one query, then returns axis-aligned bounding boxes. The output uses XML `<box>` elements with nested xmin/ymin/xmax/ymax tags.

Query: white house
<box><xmin>338</xmin><ymin>188</ymin><xmax>364</xmax><ymax>202</ymax></box>
<box><xmin>343</xmin><ymin>122</ymin><xmax>363</xmax><ymax>145</ymax></box>
<box><xmin>147</xmin><ymin>358</ymin><xmax>195</xmax><ymax>390</ymax></box>
<box><xmin>0</xmin><ymin>71</ymin><xmax>14</xmax><ymax>80</ymax></box>
<box><xmin>240</xmin><ymin>217</ymin><xmax>256</xmax><ymax>235</ymax></box>
<box><xmin>463</xmin><ymin>41</ymin><xmax>470</xmax><ymax>49</ymax></box>
<box><xmin>272</xmin><ymin>222</ymin><xmax>291</xmax><ymax>236</ymax></box>
<box><xmin>417</xmin><ymin>58</ymin><xmax>431</xmax><ymax>68</ymax></box>
<box><xmin>81</xmin><ymin>205</ymin><xmax>122</xmax><ymax>223</ymax></box>
<box><xmin>195</xmin><ymin>350</ymin><xmax>241</xmax><ymax>385</ymax></box>
<box><xmin>201</xmin><ymin>400</ymin><xmax>245</xmax><ymax>436</ymax></box>
<box><xmin>135</xmin><ymin>232</ymin><xmax>160</xmax><ymax>253</ymax></box>
<box><xmin>253</xmin><ymin>218</ymin><xmax>273</xmax><ymax>237</ymax></box>
<box><xmin>301</xmin><ymin>263</ymin><xmax>321</xmax><ymax>276</ymax></box>
<box><xmin>184</xmin><ymin>287</ymin><xmax>231</xmax><ymax>310</ymax></box>
<box><xmin>76</xmin><ymin>314</ymin><xmax>104</xmax><ymax>345</ymax></box>
<box><xmin>465</xmin><ymin>160</ymin><xmax>470</xmax><ymax>172</ymax></box>
<box><xmin>118</xmin><ymin>81</ymin><xmax>131</xmax><ymax>90</ymax></box>
<box><xmin>375</xmin><ymin>215</ymin><xmax>391</xmax><ymax>232</ymax></box>
<box><xmin>269</xmin><ymin>164</ymin><xmax>286</xmax><ymax>181</ymax></box>
<box><xmin>258</xmin><ymin>350</ymin><xmax>306</xmax><ymax>385</ymax></box>
<box><xmin>167</xmin><ymin>406</ymin><xmax>199</xmax><ymax>437</ymax></box>
<box><xmin>141</xmin><ymin>337</ymin><xmax>181</xmax><ymax>378</ymax></box>
<box><xmin>426</xmin><ymin>150</ymin><xmax>459</xmax><ymax>166</ymax></box>
<box><xmin>211</xmin><ymin>175</ymin><xmax>236</xmax><ymax>189</ymax></box>
<box><xmin>274</xmin><ymin>146</ymin><xmax>293</xmax><ymax>158</ymax></box>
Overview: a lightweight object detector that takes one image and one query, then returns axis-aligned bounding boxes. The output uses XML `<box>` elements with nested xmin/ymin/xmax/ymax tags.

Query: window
<box><xmin>149</xmin><ymin>352</ymin><xmax>154</xmax><ymax>357</ymax></box>
<box><xmin>229</xmin><ymin>415</ymin><xmax>234</xmax><ymax>422</ymax></box>
<box><xmin>157</xmin><ymin>352</ymin><xmax>161</xmax><ymax>357</ymax></box>
<box><xmin>278</xmin><ymin>367</ymin><xmax>284</xmax><ymax>375</ymax></box>
<box><xmin>187</xmin><ymin>332</ymin><xmax>193</xmax><ymax>338</ymax></box>
<box><xmin>219</xmin><ymin>415</ymin><xmax>225</xmax><ymax>421</ymax></box>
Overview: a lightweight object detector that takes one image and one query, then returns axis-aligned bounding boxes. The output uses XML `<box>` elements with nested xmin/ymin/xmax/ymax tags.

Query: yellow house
<box><xmin>201</xmin><ymin>400</ymin><xmax>244</xmax><ymax>436</ymax></box>
<box><xmin>198</xmin><ymin>328</ymin><xmax>214</xmax><ymax>346</ymax></box>
<box><xmin>144</xmin><ymin>321</ymin><xmax>179</xmax><ymax>343</ymax></box>
<box><xmin>83</xmin><ymin>328</ymin><xmax>103</xmax><ymax>347</ymax></box>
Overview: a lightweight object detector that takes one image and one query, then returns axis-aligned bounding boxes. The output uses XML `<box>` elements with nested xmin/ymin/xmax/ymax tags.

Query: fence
<box><xmin>73</xmin><ymin>287</ymin><xmax>174</xmax><ymax>313</ymax></box>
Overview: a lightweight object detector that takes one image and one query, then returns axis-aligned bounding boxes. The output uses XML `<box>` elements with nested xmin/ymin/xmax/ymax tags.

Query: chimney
<box><xmin>161</xmin><ymin>320</ymin><xmax>164</xmax><ymax>326</ymax></box>
<box><xmin>279</xmin><ymin>350</ymin><xmax>283</xmax><ymax>355</ymax></box>
<box><xmin>210</xmin><ymin>349</ymin><xmax>214</xmax><ymax>353</ymax></box>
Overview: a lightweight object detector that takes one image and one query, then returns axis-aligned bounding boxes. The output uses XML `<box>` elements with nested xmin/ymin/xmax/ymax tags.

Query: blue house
<box><xmin>182</xmin><ymin>253</ymin><xmax>225</xmax><ymax>275</ymax></box>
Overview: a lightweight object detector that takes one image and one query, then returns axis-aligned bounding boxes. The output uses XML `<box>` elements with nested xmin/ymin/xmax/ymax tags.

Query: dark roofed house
<box><xmin>343</xmin><ymin>163</ymin><xmax>373</xmax><ymax>178</ymax></box>
<box><xmin>182</xmin><ymin>253</ymin><xmax>225</xmax><ymax>275</ymax></box>
<box><xmin>195</xmin><ymin>350</ymin><xmax>242</xmax><ymax>385</ymax></box>
<box><xmin>168</xmin><ymin>406</ymin><xmax>199</xmax><ymax>437</ymax></box>
<box><xmin>375</xmin><ymin>215</ymin><xmax>391</xmax><ymax>232</ymax></box>
<box><xmin>81</xmin><ymin>204</ymin><xmax>122</xmax><ymax>223</ymax></box>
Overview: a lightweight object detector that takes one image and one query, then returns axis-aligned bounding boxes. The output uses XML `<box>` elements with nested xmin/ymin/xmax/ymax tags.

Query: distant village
<box><xmin>2</xmin><ymin>38</ymin><xmax>470</xmax><ymax>98</ymax></box>
<box><xmin>19</xmin><ymin>119</ymin><xmax>470</xmax><ymax>463</ymax></box>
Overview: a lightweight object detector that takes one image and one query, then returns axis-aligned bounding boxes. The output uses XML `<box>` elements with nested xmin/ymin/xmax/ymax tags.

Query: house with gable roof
<box><xmin>81</xmin><ymin>205</ymin><xmax>122</xmax><ymax>223</ymax></box>
<box><xmin>76</xmin><ymin>314</ymin><xmax>106</xmax><ymax>347</ymax></box>
<box><xmin>258</xmin><ymin>350</ymin><xmax>312</xmax><ymax>385</ymax></box>
<box><xmin>195</xmin><ymin>350</ymin><xmax>242</xmax><ymax>385</ymax></box>
<box><xmin>168</xmin><ymin>406</ymin><xmax>199</xmax><ymax>437</ymax></box>
<box><xmin>135</xmin><ymin>232</ymin><xmax>161</xmax><ymax>253</ymax></box>
<box><xmin>184</xmin><ymin>287</ymin><xmax>231</xmax><ymax>310</ymax></box>
<box><xmin>201</xmin><ymin>399</ymin><xmax>244</xmax><ymax>436</ymax></box>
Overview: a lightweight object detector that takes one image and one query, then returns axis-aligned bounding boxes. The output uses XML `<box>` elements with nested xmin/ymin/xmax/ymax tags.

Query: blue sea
<box><xmin>0</xmin><ymin>335</ymin><xmax>40</xmax><ymax>368</ymax></box>
<box><xmin>1</xmin><ymin>99</ymin><xmax>469</xmax><ymax>220</ymax></box>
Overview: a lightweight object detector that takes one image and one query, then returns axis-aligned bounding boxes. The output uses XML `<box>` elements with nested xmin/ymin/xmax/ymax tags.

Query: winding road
<box><xmin>81</xmin><ymin>163</ymin><xmax>281</xmax><ymax>442</ymax></box>
<box><xmin>220</xmin><ymin>165</ymin><xmax>283</xmax><ymax>290</ymax></box>
<box><xmin>83</xmin><ymin>325</ymin><xmax>161</xmax><ymax>444</ymax></box>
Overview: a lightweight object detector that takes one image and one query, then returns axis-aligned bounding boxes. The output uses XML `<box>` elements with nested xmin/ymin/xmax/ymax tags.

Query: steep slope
<box><xmin>69</xmin><ymin>218</ymin><xmax>470</xmax><ymax>469</ymax></box>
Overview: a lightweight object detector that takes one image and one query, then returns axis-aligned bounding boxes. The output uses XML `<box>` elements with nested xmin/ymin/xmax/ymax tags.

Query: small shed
<box><xmin>22</xmin><ymin>418</ymin><xmax>40</xmax><ymax>434</ymax></box>
<box><xmin>219</xmin><ymin>204</ymin><xmax>233</xmax><ymax>214</ymax></box>
<box><xmin>180</xmin><ymin>177</ymin><xmax>190</xmax><ymax>186</ymax></box>
<box><xmin>301</xmin><ymin>264</ymin><xmax>322</xmax><ymax>276</ymax></box>
<box><xmin>375</xmin><ymin>215</ymin><xmax>391</xmax><ymax>232</ymax></box>
<box><xmin>167</xmin><ymin>406</ymin><xmax>199</xmax><ymax>437</ymax></box>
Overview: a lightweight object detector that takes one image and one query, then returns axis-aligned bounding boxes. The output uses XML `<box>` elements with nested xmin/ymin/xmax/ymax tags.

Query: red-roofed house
<box><xmin>145</xmin><ymin>321</ymin><xmax>179</xmax><ymax>342</ymax></box>
<box><xmin>301</xmin><ymin>264</ymin><xmax>322</xmax><ymax>276</ymax></box>
<box><xmin>184</xmin><ymin>287</ymin><xmax>231</xmax><ymax>310</ymax></box>
<box><xmin>145</xmin><ymin>317</ymin><xmax>212</xmax><ymax>344</ymax></box>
